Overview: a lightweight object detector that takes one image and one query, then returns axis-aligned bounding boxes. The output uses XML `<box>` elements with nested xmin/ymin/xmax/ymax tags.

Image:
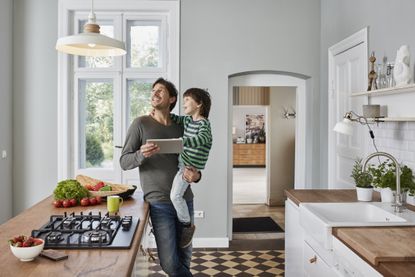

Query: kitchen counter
<box><xmin>0</xmin><ymin>190</ymin><xmax>149</xmax><ymax>277</ymax></box>
<box><xmin>286</xmin><ymin>189</ymin><xmax>415</xmax><ymax>277</ymax></box>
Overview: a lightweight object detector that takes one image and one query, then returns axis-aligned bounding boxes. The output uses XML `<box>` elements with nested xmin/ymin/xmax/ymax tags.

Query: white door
<box><xmin>328</xmin><ymin>28</ymin><xmax>368</xmax><ymax>188</ymax></box>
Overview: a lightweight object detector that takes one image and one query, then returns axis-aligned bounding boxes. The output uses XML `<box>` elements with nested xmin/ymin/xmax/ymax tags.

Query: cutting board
<box><xmin>333</xmin><ymin>227</ymin><xmax>415</xmax><ymax>266</ymax></box>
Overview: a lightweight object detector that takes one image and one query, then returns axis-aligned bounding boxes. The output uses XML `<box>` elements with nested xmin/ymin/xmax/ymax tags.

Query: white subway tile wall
<box><xmin>370</xmin><ymin>122</ymin><xmax>415</xmax><ymax>170</ymax></box>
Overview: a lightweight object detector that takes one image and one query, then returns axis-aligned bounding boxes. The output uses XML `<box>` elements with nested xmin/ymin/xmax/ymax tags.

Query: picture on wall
<box><xmin>245</xmin><ymin>114</ymin><xmax>265</xmax><ymax>141</ymax></box>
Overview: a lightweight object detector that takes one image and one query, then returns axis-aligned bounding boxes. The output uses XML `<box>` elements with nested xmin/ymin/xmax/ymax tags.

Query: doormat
<box><xmin>233</xmin><ymin>217</ymin><xmax>284</xmax><ymax>233</ymax></box>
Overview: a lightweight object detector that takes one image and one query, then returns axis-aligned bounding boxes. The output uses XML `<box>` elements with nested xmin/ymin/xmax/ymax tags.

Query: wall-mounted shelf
<box><xmin>351</xmin><ymin>83</ymin><xmax>415</xmax><ymax>97</ymax></box>
<box><xmin>350</xmin><ymin>83</ymin><xmax>415</xmax><ymax>121</ymax></box>
<box><xmin>368</xmin><ymin>117</ymin><xmax>415</xmax><ymax>122</ymax></box>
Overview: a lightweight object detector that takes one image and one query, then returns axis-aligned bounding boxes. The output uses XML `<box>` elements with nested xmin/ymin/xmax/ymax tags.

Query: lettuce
<box><xmin>53</xmin><ymin>179</ymin><xmax>89</xmax><ymax>200</ymax></box>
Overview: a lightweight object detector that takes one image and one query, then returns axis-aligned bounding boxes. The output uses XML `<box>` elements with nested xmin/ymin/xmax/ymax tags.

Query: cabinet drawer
<box><xmin>303</xmin><ymin>241</ymin><xmax>334</xmax><ymax>277</ymax></box>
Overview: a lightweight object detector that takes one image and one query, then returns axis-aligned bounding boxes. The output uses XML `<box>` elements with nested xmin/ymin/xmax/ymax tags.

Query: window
<box><xmin>58</xmin><ymin>1</ymin><xmax>179</xmax><ymax>183</ymax></box>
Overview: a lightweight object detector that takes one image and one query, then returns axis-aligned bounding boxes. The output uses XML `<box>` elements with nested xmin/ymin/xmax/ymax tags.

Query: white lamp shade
<box><xmin>333</xmin><ymin>118</ymin><xmax>353</xmax><ymax>136</ymax></box>
<box><xmin>56</xmin><ymin>33</ymin><xmax>126</xmax><ymax>57</ymax></box>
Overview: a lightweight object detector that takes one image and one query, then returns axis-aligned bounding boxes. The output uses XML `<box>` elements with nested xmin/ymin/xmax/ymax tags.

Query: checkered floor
<box><xmin>133</xmin><ymin>249</ymin><xmax>285</xmax><ymax>276</ymax></box>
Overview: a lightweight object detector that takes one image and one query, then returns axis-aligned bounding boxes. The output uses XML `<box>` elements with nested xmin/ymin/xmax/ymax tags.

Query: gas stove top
<box><xmin>31</xmin><ymin>211</ymin><xmax>140</xmax><ymax>249</ymax></box>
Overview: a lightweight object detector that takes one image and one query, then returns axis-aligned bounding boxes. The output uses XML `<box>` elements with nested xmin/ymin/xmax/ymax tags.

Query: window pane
<box><xmin>127</xmin><ymin>20</ymin><xmax>161</xmax><ymax>68</ymax></box>
<box><xmin>79</xmin><ymin>79</ymin><xmax>114</xmax><ymax>169</ymax></box>
<box><xmin>127</xmin><ymin>79</ymin><xmax>153</xmax><ymax>124</ymax></box>
<box><xmin>78</xmin><ymin>19</ymin><xmax>115</xmax><ymax>68</ymax></box>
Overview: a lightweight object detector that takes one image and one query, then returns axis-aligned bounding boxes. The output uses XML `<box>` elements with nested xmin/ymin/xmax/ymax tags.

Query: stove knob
<box><xmin>121</xmin><ymin>220</ymin><xmax>132</xmax><ymax>231</ymax></box>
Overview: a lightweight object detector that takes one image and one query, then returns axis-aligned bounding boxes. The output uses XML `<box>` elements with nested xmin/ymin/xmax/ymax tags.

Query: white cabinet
<box><xmin>285</xmin><ymin>199</ymin><xmax>304</xmax><ymax>276</ymax></box>
<box><xmin>285</xmin><ymin>198</ymin><xmax>383</xmax><ymax>277</ymax></box>
<box><xmin>303</xmin><ymin>240</ymin><xmax>337</xmax><ymax>277</ymax></box>
<box><xmin>332</xmin><ymin>237</ymin><xmax>382</xmax><ymax>277</ymax></box>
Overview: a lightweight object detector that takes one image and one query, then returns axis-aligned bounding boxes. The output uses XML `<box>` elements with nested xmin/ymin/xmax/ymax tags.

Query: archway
<box><xmin>227</xmin><ymin>70</ymin><xmax>313</xmax><ymax>239</ymax></box>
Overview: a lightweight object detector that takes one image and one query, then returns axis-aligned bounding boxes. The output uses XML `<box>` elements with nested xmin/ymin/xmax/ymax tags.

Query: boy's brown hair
<box><xmin>183</xmin><ymin>88</ymin><xmax>211</xmax><ymax>118</ymax></box>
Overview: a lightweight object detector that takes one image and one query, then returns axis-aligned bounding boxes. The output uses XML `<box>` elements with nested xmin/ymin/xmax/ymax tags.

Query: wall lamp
<box><xmin>333</xmin><ymin>111</ymin><xmax>379</xmax><ymax>152</ymax></box>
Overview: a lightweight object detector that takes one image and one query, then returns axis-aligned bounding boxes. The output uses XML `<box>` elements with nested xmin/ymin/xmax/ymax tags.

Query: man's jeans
<box><xmin>150</xmin><ymin>201</ymin><xmax>194</xmax><ymax>277</ymax></box>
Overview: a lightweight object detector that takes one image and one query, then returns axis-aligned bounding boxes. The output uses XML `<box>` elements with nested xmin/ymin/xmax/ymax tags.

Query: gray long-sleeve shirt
<box><xmin>120</xmin><ymin>115</ymin><xmax>193</xmax><ymax>203</ymax></box>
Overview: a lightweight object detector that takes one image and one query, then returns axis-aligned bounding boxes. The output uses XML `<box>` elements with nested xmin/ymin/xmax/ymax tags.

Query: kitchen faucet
<box><xmin>362</xmin><ymin>152</ymin><xmax>403</xmax><ymax>213</ymax></box>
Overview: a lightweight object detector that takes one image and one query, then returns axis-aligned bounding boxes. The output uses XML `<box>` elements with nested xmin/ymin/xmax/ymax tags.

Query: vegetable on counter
<box><xmin>53</xmin><ymin>179</ymin><xmax>89</xmax><ymax>202</ymax></box>
<box><xmin>99</xmin><ymin>185</ymin><xmax>112</xmax><ymax>191</ymax></box>
<box><xmin>9</xmin><ymin>235</ymin><xmax>43</xmax><ymax>247</ymax></box>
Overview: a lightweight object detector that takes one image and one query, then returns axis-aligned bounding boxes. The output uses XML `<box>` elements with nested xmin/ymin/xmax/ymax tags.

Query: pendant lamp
<box><xmin>56</xmin><ymin>0</ymin><xmax>126</xmax><ymax>57</ymax></box>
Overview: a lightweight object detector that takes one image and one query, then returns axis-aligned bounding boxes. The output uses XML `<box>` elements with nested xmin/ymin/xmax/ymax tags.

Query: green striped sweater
<box><xmin>171</xmin><ymin>114</ymin><xmax>212</xmax><ymax>170</ymax></box>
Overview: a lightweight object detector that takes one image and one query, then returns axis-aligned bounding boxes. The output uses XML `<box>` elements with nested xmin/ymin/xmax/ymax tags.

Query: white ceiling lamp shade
<box><xmin>56</xmin><ymin>0</ymin><xmax>126</xmax><ymax>57</ymax></box>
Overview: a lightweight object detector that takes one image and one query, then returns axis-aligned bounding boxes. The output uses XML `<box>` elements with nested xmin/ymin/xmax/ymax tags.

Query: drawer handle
<box><xmin>309</xmin><ymin>255</ymin><xmax>317</xmax><ymax>263</ymax></box>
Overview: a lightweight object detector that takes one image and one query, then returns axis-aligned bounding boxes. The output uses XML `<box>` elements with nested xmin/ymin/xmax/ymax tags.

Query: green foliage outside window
<box><xmin>84</xmin><ymin>81</ymin><xmax>114</xmax><ymax>167</ymax></box>
<box><xmin>86</xmin><ymin>133</ymin><xmax>104</xmax><ymax>167</ymax></box>
<box><xmin>129</xmin><ymin>81</ymin><xmax>153</xmax><ymax>123</ymax></box>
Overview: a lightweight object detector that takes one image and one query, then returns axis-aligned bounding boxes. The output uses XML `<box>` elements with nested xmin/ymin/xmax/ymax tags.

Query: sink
<box><xmin>299</xmin><ymin>202</ymin><xmax>415</xmax><ymax>249</ymax></box>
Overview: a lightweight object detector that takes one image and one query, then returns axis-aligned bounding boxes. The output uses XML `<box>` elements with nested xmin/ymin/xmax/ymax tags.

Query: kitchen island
<box><xmin>286</xmin><ymin>189</ymin><xmax>415</xmax><ymax>277</ymax></box>
<box><xmin>0</xmin><ymin>190</ymin><xmax>149</xmax><ymax>277</ymax></box>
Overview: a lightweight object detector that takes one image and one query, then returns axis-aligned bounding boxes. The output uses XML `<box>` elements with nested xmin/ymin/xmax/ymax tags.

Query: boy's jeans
<box><xmin>150</xmin><ymin>201</ymin><xmax>194</xmax><ymax>277</ymax></box>
<box><xmin>170</xmin><ymin>162</ymin><xmax>191</xmax><ymax>224</ymax></box>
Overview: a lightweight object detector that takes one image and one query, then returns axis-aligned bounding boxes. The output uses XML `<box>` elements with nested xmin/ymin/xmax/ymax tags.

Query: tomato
<box><xmin>62</xmin><ymin>199</ymin><xmax>71</xmax><ymax>208</ymax></box>
<box><xmin>95</xmin><ymin>196</ymin><xmax>102</xmax><ymax>204</ymax></box>
<box><xmin>69</xmin><ymin>198</ymin><xmax>77</xmax><ymax>207</ymax></box>
<box><xmin>93</xmin><ymin>181</ymin><xmax>105</xmax><ymax>191</ymax></box>
<box><xmin>80</xmin><ymin>197</ymin><xmax>90</xmax><ymax>206</ymax></box>
<box><xmin>85</xmin><ymin>184</ymin><xmax>93</xmax><ymax>190</ymax></box>
<box><xmin>89</xmin><ymin>197</ymin><xmax>97</xmax><ymax>205</ymax></box>
<box><xmin>53</xmin><ymin>200</ymin><xmax>63</xmax><ymax>208</ymax></box>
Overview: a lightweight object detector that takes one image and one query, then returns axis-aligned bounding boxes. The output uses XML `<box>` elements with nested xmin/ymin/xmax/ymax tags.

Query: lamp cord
<box><xmin>351</xmin><ymin>111</ymin><xmax>381</xmax><ymax>163</ymax></box>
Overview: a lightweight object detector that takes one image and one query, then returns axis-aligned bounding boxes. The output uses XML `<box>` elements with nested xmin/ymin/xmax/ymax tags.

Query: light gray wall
<box><xmin>181</xmin><ymin>0</ymin><xmax>321</xmax><ymax>238</ymax></box>
<box><xmin>320</xmin><ymin>0</ymin><xmax>415</xmax><ymax>185</ymax></box>
<box><xmin>0</xmin><ymin>0</ymin><xmax>13</xmax><ymax>224</ymax></box>
<box><xmin>13</xmin><ymin>0</ymin><xmax>58</xmax><ymax>214</ymax></box>
<box><xmin>8</xmin><ymin>0</ymin><xmax>321</xmax><ymax>241</ymax></box>
<box><xmin>268</xmin><ymin>87</ymin><xmax>295</xmax><ymax>205</ymax></box>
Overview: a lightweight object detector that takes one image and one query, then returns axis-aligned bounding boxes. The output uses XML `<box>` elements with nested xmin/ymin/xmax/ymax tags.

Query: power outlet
<box><xmin>194</xmin><ymin>210</ymin><xmax>205</xmax><ymax>218</ymax></box>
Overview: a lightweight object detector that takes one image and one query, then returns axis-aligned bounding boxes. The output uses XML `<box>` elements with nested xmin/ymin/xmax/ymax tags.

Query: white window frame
<box><xmin>124</xmin><ymin>14</ymin><xmax>168</xmax><ymax>73</ymax></box>
<box><xmin>57</xmin><ymin>0</ymin><xmax>179</xmax><ymax>180</ymax></box>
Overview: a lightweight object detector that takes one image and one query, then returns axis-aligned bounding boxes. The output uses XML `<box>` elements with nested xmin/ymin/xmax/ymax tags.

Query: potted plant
<box><xmin>368</xmin><ymin>159</ymin><xmax>415</xmax><ymax>203</ymax></box>
<box><xmin>351</xmin><ymin>158</ymin><xmax>374</xmax><ymax>201</ymax></box>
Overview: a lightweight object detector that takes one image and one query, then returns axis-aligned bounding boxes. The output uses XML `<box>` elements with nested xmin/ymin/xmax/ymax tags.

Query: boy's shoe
<box><xmin>180</xmin><ymin>224</ymin><xmax>196</xmax><ymax>248</ymax></box>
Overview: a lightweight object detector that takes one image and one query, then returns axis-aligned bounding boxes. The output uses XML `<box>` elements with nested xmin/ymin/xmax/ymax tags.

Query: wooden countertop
<box><xmin>0</xmin><ymin>191</ymin><xmax>149</xmax><ymax>277</ymax></box>
<box><xmin>285</xmin><ymin>189</ymin><xmax>415</xmax><ymax>277</ymax></box>
<box><xmin>285</xmin><ymin>188</ymin><xmax>381</xmax><ymax>206</ymax></box>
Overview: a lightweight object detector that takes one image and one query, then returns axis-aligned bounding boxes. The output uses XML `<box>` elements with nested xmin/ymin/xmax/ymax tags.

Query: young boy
<box><xmin>170</xmin><ymin>88</ymin><xmax>212</xmax><ymax>248</ymax></box>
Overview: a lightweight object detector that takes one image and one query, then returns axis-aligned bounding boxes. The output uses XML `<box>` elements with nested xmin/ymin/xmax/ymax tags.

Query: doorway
<box><xmin>227</xmin><ymin>71</ymin><xmax>312</xmax><ymax>240</ymax></box>
<box><xmin>232</xmin><ymin>86</ymin><xmax>296</xmax><ymax>239</ymax></box>
<box><xmin>232</xmin><ymin>91</ymin><xmax>268</xmax><ymax>204</ymax></box>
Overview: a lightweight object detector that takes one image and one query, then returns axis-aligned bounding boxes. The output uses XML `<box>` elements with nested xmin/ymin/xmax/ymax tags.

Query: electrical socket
<box><xmin>194</xmin><ymin>210</ymin><xmax>205</xmax><ymax>218</ymax></box>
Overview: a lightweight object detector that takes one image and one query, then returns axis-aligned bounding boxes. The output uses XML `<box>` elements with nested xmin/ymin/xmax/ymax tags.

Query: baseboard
<box><xmin>143</xmin><ymin>236</ymin><xmax>229</xmax><ymax>249</ymax></box>
<box><xmin>193</xmin><ymin>237</ymin><xmax>229</xmax><ymax>248</ymax></box>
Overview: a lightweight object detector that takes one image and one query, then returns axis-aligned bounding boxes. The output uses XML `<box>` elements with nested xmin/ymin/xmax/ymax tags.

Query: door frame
<box><xmin>227</xmin><ymin>71</ymin><xmax>312</xmax><ymax>239</ymax></box>
<box><xmin>328</xmin><ymin>27</ymin><xmax>368</xmax><ymax>186</ymax></box>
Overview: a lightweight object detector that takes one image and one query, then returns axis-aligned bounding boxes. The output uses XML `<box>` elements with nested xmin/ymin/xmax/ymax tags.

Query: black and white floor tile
<box><xmin>133</xmin><ymin>248</ymin><xmax>284</xmax><ymax>276</ymax></box>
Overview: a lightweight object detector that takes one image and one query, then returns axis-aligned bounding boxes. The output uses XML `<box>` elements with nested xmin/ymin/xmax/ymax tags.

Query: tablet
<box><xmin>146</xmin><ymin>138</ymin><xmax>183</xmax><ymax>154</ymax></box>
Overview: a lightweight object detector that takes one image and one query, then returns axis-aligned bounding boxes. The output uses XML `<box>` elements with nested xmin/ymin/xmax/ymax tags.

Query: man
<box><xmin>120</xmin><ymin>78</ymin><xmax>200</xmax><ymax>277</ymax></box>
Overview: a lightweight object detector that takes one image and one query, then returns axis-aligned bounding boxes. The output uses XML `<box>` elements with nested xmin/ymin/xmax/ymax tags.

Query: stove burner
<box><xmin>63</xmin><ymin>216</ymin><xmax>76</xmax><ymax>228</ymax></box>
<box><xmin>48</xmin><ymin>231</ymin><xmax>63</xmax><ymax>243</ymax></box>
<box><xmin>82</xmin><ymin>230</ymin><xmax>108</xmax><ymax>243</ymax></box>
<box><xmin>31</xmin><ymin>212</ymin><xmax>139</xmax><ymax>249</ymax></box>
<box><xmin>101</xmin><ymin>217</ymin><xmax>112</xmax><ymax>228</ymax></box>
